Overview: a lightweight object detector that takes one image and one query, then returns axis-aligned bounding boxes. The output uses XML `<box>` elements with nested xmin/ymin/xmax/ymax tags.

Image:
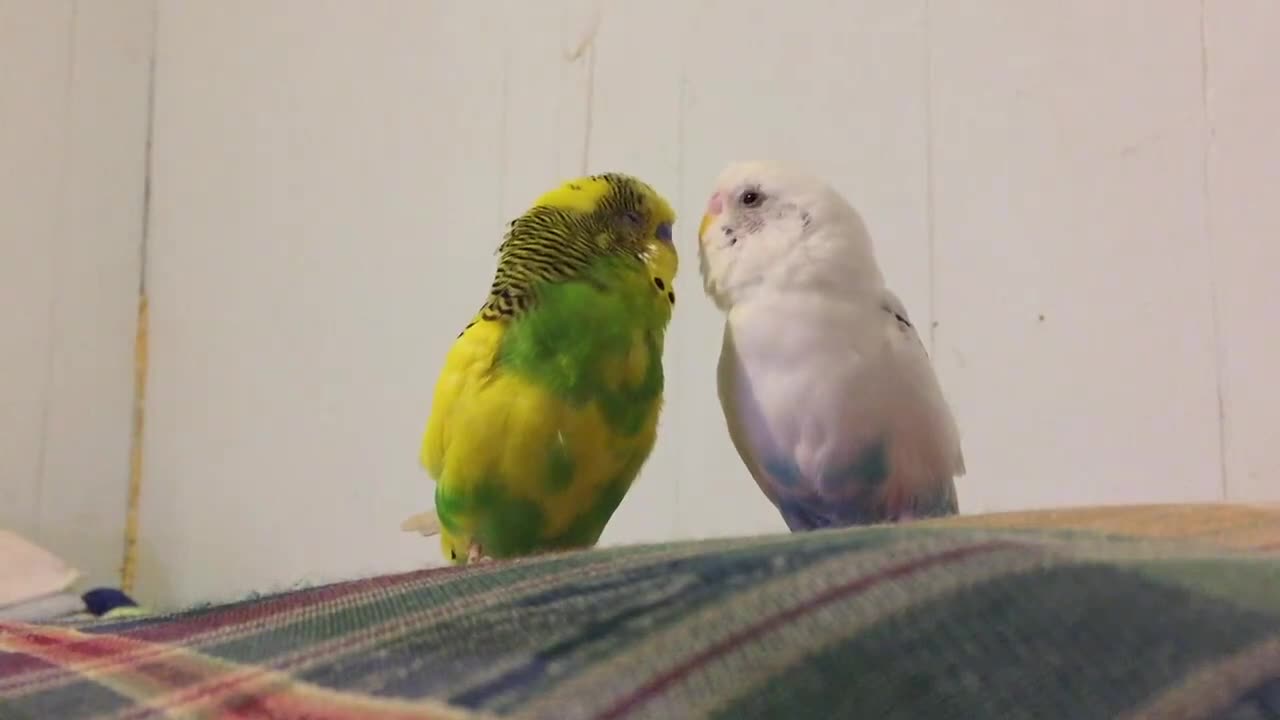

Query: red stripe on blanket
<box><xmin>594</xmin><ymin>540</ymin><xmax>1020</xmax><ymax>720</ymax></box>
<box><xmin>212</xmin><ymin>691</ymin><xmax>461</xmax><ymax>720</ymax></box>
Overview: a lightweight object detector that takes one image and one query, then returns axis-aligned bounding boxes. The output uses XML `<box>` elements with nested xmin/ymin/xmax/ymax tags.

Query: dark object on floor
<box><xmin>80</xmin><ymin>588</ymin><xmax>140</xmax><ymax>618</ymax></box>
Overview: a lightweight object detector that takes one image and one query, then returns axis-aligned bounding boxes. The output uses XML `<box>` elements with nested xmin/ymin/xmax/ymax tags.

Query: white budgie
<box><xmin>696</xmin><ymin>161</ymin><xmax>965</xmax><ymax>530</ymax></box>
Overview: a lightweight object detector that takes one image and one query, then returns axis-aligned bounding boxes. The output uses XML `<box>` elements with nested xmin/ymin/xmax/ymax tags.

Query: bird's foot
<box><xmin>467</xmin><ymin>543</ymin><xmax>493</xmax><ymax>564</ymax></box>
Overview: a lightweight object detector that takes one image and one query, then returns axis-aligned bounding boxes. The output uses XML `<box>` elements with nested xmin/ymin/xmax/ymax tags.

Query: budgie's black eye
<box><xmin>741</xmin><ymin>190</ymin><xmax>763</xmax><ymax>208</ymax></box>
<box><xmin>621</xmin><ymin>210</ymin><xmax>644</xmax><ymax>227</ymax></box>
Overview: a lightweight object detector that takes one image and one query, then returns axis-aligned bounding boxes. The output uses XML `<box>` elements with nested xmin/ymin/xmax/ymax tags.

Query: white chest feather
<box><xmin>716</xmin><ymin>290</ymin><xmax>963</xmax><ymax>510</ymax></box>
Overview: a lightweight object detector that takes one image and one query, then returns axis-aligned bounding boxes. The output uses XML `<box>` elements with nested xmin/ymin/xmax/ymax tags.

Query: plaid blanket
<box><xmin>2</xmin><ymin>504</ymin><xmax>1279</xmax><ymax>719</ymax></box>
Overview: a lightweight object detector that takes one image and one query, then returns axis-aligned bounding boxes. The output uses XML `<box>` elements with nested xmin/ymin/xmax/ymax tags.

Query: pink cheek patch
<box><xmin>707</xmin><ymin>192</ymin><xmax>723</xmax><ymax>216</ymax></box>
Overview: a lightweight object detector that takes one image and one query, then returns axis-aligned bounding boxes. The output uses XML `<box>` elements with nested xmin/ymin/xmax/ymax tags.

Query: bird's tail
<box><xmin>400</xmin><ymin>510</ymin><xmax>442</xmax><ymax>537</ymax></box>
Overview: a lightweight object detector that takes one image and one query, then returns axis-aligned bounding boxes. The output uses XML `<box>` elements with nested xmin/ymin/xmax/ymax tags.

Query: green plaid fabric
<box><xmin>2</xmin><ymin>512</ymin><xmax>1279</xmax><ymax>719</ymax></box>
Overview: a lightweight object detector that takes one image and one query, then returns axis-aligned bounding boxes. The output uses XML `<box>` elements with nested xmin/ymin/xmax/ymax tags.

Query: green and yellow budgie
<box><xmin>402</xmin><ymin>173</ymin><xmax>679</xmax><ymax>565</ymax></box>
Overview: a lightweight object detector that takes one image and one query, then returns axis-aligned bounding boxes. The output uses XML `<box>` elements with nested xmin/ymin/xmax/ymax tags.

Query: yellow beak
<box><xmin>698</xmin><ymin>212</ymin><xmax>715</xmax><ymax>242</ymax></box>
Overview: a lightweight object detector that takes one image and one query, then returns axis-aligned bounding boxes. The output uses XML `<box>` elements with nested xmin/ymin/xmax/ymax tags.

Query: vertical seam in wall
<box><xmin>121</xmin><ymin>0</ymin><xmax>160</xmax><ymax>592</ymax></box>
<box><xmin>562</xmin><ymin>2</ymin><xmax>599</xmax><ymax>176</ymax></box>
<box><xmin>1198</xmin><ymin>0</ymin><xmax>1230</xmax><ymax>500</ymax></box>
<box><xmin>497</xmin><ymin>36</ymin><xmax>510</xmax><ymax>229</ymax></box>
<box><xmin>137</xmin><ymin>2</ymin><xmax>157</xmax><ymax>297</ymax></box>
<box><xmin>923</xmin><ymin>0</ymin><xmax>938</xmax><ymax>352</ymax></box>
<box><xmin>553</xmin><ymin>4</ymin><xmax>561</xmax><ymax>178</ymax></box>
<box><xmin>580</xmin><ymin>44</ymin><xmax>596</xmax><ymax>175</ymax></box>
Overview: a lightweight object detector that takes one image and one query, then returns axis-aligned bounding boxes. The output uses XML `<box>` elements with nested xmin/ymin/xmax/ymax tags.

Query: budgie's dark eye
<box><xmin>621</xmin><ymin>210</ymin><xmax>644</xmax><ymax>227</ymax></box>
<box><xmin>741</xmin><ymin>190</ymin><xmax>763</xmax><ymax>208</ymax></box>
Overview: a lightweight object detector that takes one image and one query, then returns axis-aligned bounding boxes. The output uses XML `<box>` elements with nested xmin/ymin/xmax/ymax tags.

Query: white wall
<box><xmin>932</xmin><ymin>2</ymin><xmax>1225</xmax><ymax>511</ymax></box>
<box><xmin>0</xmin><ymin>1</ymin><xmax>153</xmax><ymax>588</ymax></box>
<box><xmin>2</xmin><ymin>1</ymin><xmax>1276</xmax><ymax>609</ymax></box>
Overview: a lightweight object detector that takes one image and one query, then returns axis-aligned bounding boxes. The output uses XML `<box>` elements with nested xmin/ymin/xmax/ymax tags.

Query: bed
<box><xmin>2</xmin><ymin>503</ymin><xmax>1279</xmax><ymax>719</ymax></box>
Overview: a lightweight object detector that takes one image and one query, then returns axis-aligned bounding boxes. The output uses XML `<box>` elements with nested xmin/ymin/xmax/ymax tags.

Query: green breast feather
<box><xmin>500</xmin><ymin>256</ymin><xmax>669</xmax><ymax>434</ymax></box>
